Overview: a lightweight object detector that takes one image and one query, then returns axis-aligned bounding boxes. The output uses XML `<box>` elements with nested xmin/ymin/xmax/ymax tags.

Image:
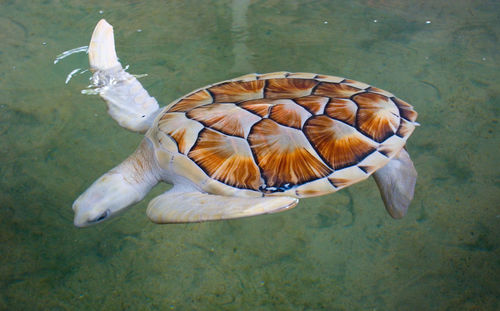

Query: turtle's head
<box><xmin>72</xmin><ymin>138</ymin><xmax>159</xmax><ymax>227</ymax></box>
<box><xmin>72</xmin><ymin>172</ymin><xmax>143</xmax><ymax>227</ymax></box>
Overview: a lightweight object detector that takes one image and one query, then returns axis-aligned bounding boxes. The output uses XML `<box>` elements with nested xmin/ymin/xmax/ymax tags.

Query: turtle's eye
<box><xmin>93</xmin><ymin>209</ymin><xmax>111</xmax><ymax>223</ymax></box>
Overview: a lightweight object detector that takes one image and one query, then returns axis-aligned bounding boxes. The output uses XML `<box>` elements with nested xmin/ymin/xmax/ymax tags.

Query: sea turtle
<box><xmin>72</xmin><ymin>19</ymin><xmax>418</xmax><ymax>227</ymax></box>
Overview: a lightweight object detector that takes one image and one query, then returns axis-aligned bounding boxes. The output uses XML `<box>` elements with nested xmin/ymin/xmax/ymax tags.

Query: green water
<box><xmin>1</xmin><ymin>0</ymin><xmax>499</xmax><ymax>310</ymax></box>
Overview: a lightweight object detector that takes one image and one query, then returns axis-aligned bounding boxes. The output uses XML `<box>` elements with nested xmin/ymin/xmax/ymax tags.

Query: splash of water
<box><xmin>53</xmin><ymin>46</ymin><xmax>88</xmax><ymax>64</ymax></box>
<box><xmin>81</xmin><ymin>69</ymin><xmax>148</xmax><ymax>95</ymax></box>
<box><xmin>55</xmin><ymin>46</ymin><xmax>148</xmax><ymax>92</ymax></box>
<box><xmin>64</xmin><ymin>68</ymin><xmax>89</xmax><ymax>84</ymax></box>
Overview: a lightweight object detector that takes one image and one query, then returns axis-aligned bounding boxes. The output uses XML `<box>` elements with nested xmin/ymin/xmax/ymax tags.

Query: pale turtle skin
<box><xmin>72</xmin><ymin>20</ymin><xmax>418</xmax><ymax>227</ymax></box>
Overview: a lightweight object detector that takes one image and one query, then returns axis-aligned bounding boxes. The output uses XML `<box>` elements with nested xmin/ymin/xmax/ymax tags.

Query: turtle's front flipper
<box><xmin>88</xmin><ymin>19</ymin><xmax>160</xmax><ymax>133</ymax></box>
<box><xmin>373</xmin><ymin>148</ymin><xmax>417</xmax><ymax>219</ymax></box>
<box><xmin>147</xmin><ymin>190</ymin><xmax>298</xmax><ymax>223</ymax></box>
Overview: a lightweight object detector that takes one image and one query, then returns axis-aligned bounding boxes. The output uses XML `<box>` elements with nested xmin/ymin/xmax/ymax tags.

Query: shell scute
<box><xmin>392</xmin><ymin>97</ymin><xmax>418</xmax><ymax>122</ymax></box>
<box><xmin>155</xmin><ymin>131</ymin><xmax>178</xmax><ymax>153</ymax></box>
<box><xmin>169</xmin><ymin>89</ymin><xmax>213</xmax><ymax>112</ymax></box>
<box><xmin>287</xmin><ymin>72</ymin><xmax>318</xmax><ymax>79</ymax></box>
<box><xmin>238</xmin><ymin>99</ymin><xmax>274</xmax><ymax>117</ymax></box>
<box><xmin>314</xmin><ymin>82</ymin><xmax>364</xmax><ymax>98</ymax></box>
<box><xmin>208</xmin><ymin>80</ymin><xmax>264</xmax><ymax>102</ymax></box>
<box><xmin>294</xmin><ymin>95</ymin><xmax>330</xmax><ymax>115</ymax></box>
<box><xmin>187</xmin><ymin>103</ymin><xmax>260</xmax><ymax>138</ymax></box>
<box><xmin>248</xmin><ymin>119</ymin><xmax>331</xmax><ymax>189</ymax></box>
<box><xmin>324</xmin><ymin>98</ymin><xmax>358</xmax><ymax>126</ymax></box>
<box><xmin>232</xmin><ymin>73</ymin><xmax>258</xmax><ymax>82</ymax></box>
<box><xmin>354</xmin><ymin>92</ymin><xmax>400</xmax><ymax>142</ymax></box>
<box><xmin>378</xmin><ymin>135</ymin><xmax>406</xmax><ymax>158</ymax></box>
<box><xmin>304</xmin><ymin>115</ymin><xmax>377</xmax><ymax>170</ymax></box>
<box><xmin>158</xmin><ymin>112</ymin><xmax>204</xmax><ymax>154</ymax></box>
<box><xmin>265</xmin><ymin>78</ymin><xmax>318</xmax><ymax>99</ymax></box>
<box><xmin>343</xmin><ymin>79</ymin><xmax>371</xmax><ymax>90</ymax></box>
<box><xmin>259</xmin><ymin>72</ymin><xmax>290</xmax><ymax>79</ymax></box>
<box><xmin>357</xmin><ymin>151</ymin><xmax>390</xmax><ymax>174</ymax></box>
<box><xmin>268</xmin><ymin>99</ymin><xmax>312</xmax><ymax>128</ymax></box>
<box><xmin>396</xmin><ymin>118</ymin><xmax>416</xmax><ymax>138</ymax></box>
<box><xmin>314</xmin><ymin>75</ymin><xmax>344</xmax><ymax>83</ymax></box>
<box><xmin>295</xmin><ymin>178</ymin><xmax>336</xmax><ymax>197</ymax></box>
<box><xmin>188</xmin><ymin>129</ymin><xmax>261</xmax><ymax>190</ymax></box>
<box><xmin>328</xmin><ymin>166</ymin><xmax>368</xmax><ymax>190</ymax></box>
<box><xmin>366</xmin><ymin>86</ymin><xmax>394</xmax><ymax>97</ymax></box>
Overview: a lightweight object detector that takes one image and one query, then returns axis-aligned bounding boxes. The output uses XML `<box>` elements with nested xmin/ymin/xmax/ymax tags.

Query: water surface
<box><xmin>1</xmin><ymin>0</ymin><xmax>499</xmax><ymax>310</ymax></box>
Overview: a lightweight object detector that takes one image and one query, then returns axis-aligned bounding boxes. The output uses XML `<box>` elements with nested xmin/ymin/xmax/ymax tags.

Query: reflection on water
<box><xmin>1</xmin><ymin>0</ymin><xmax>499</xmax><ymax>310</ymax></box>
<box><xmin>230</xmin><ymin>0</ymin><xmax>254</xmax><ymax>74</ymax></box>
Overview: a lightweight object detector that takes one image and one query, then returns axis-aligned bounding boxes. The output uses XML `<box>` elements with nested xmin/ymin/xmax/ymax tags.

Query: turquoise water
<box><xmin>1</xmin><ymin>0</ymin><xmax>499</xmax><ymax>310</ymax></box>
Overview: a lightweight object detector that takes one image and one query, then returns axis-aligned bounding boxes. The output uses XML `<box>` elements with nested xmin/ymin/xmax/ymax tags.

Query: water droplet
<box><xmin>65</xmin><ymin>68</ymin><xmax>82</xmax><ymax>84</ymax></box>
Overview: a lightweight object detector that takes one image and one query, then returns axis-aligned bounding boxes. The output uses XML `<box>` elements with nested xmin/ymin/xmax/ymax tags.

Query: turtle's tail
<box><xmin>86</xmin><ymin>19</ymin><xmax>160</xmax><ymax>133</ymax></box>
<box><xmin>73</xmin><ymin>138</ymin><xmax>160</xmax><ymax>227</ymax></box>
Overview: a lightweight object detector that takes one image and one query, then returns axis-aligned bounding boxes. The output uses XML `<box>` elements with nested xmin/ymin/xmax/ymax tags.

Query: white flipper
<box><xmin>373</xmin><ymin>148</ymin><xmax>417</xmax><ymax>219</ymax></box>
<box><xmin>88</xmin><ymin>19</ymin><xmax>160</xmax><ymax>133</ymax></box>
<box><xmin>147</xmin><ymin>191</ymin><xmax>298</xmax><ymax>224</ymax></box>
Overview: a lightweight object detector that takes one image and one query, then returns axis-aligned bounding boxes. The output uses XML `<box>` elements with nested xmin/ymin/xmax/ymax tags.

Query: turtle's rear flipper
<box><xmin>146</xmin><ymin>190</ymin><xmax>298</xmax><ymax>224</ymax></box>
<box><xmin>373</xmin><ymin>148</ymin><xmax>417</xmax><ymax>219</ymax></box>
<box><xmin>88</xmin><ymin>19</ymin><xmax>160</xmax><ymax>133</ymax></box>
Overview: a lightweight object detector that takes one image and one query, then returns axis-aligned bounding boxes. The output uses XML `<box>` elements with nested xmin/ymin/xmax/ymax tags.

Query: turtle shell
<box><xmin>148</xmin><ymin>72</ymin><xmax>418</xmax><ymax>198</ymax></box>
